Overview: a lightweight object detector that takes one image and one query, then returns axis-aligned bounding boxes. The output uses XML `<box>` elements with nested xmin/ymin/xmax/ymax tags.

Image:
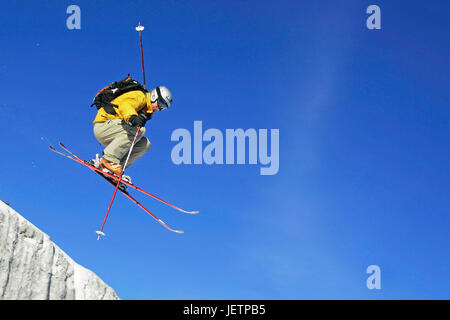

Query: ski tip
<box><xmin>158</xmin><ymin>219</ymin><xmax>184</xmax><ymax>234</ymax></box>
<box><xmin>179</xmin><ymin>209</ymin><xmax>199</xmax><ymax>214</ymax></box>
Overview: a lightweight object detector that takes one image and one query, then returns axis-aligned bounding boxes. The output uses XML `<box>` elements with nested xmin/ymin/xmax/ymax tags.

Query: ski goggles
<box><xmin>158</xmin><ymin>98</ymin><xmax>169</xmax><ymax>110</ymax></box>
<box><xmin>156</xmin><ymin>86</ymin><xmax>169</xmax><ymax>110</ymax></box>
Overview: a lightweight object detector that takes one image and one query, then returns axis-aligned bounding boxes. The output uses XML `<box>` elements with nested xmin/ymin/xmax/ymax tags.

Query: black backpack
<box><xmin>90</xmin><ymin>76</ymin><xmax>147</xmax><ymax>115</ymax></box>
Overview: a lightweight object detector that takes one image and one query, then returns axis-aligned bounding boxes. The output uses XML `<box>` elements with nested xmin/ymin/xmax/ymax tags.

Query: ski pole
<box><xmin>96</xmin><ymin>126</ymin><xmax>141</xmax><ymax>240</ymax></box>
<box><xmin>96</xmin><ymin>23</ymin><xmax>148</xmax><ymax>239</ymax></box>
<box><xmin>136</xmin><ymin>23</ymin><xmax>146</xmax><ymax>89</ymax></box>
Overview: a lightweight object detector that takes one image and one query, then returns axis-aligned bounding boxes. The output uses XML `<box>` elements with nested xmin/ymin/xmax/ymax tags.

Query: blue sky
<box><xmin>0</xmin><ymin>0</ymin><xmax>448</xmax><ymax>299</ymax></box>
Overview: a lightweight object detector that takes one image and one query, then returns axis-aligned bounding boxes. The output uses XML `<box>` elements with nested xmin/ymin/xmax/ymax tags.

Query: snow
<box><xmin>0</xmin><ymin>200</ymin><xmax>119</xmax><ymax>300</ymax></box>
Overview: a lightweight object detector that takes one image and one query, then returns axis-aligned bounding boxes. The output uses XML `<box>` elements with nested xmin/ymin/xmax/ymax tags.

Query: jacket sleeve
<box><xmin>117</xmin><ymin>97</ymin><xmax>139</xmax><ymax>123</ymax></box>
<box><xmin>145</xmin><ymin>106</ymin><xmax>154</xmax><ymax>116</ymax></box>
<box><xmin>140</xmin><ymin>96</ymin><xmax>154</xmax><ymax>117</ymax></box>
<box><xmin>115</xmin><ymin>91</ymin><xmax>149</xmax><ymax>123</ymax></box>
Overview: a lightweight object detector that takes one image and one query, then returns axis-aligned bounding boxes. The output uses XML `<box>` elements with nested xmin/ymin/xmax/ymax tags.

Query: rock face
<box><xmin>0</xmin><ymin>200</ymin><xmax>119</xmax><ymax>300</ymax></box>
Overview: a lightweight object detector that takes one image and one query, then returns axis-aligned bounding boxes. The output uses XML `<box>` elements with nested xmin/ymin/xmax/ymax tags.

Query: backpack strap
<box><xmin>91</xmin><ymin>76</ymin><xmax>146</xmax><ymax>115</ymax></box>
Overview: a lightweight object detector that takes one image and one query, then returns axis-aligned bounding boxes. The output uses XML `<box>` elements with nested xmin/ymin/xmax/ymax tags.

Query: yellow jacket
<box><xmin>93</xmin><ymin>90</ymin><xmax>153</xmax><ymax>124</ymax></box>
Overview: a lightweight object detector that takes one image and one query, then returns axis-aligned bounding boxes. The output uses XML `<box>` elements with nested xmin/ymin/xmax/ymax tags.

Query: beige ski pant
<box><xmin>93</xmin><ymin>119</ymin><xmax>151</xmax><ymax>169</ymax></box>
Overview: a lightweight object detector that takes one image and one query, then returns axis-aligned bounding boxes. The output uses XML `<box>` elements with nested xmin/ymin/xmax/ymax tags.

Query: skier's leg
<box><xmin>122</xmin><ymin>137</ymin><xmax>151</xmax><ymax>169</ymax></box>
<box><xmin>93</xmin><ymin>119</ymin><xmax>145</xmax><ymax>164</ymax></box>
<box><xmin>94</xmin><ymin>119</ymin><xmax>125</xmax><ymax>145</ymax></box>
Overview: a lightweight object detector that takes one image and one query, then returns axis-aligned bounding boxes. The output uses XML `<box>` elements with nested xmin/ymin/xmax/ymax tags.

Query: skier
<box><xmin>91</xmin><ymin>85</ymin><xmax>173</xmax><ymax>183</ymax></box>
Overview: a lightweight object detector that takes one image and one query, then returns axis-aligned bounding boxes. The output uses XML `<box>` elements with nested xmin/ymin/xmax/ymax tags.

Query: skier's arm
<box><xmin>116</xmin><ymin>91</ymin><xmax>148</xmax><ymax>122</ymax></box>
<box><xmin>117</xmin><ymin>97</ymin><xmax>139</xmax><ymax>123</ymax></box>
<box><xmin>142</xmin><ymin>108</ymin><xmax>154</xmax><ymax>120</ymax></box>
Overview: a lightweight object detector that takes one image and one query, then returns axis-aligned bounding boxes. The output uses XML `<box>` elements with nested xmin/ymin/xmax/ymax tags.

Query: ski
<box><xmin>50</xmin><ymin>142</ymin><xmax>199</xmax><ymax>214</ymax></box>
<box><xmin>95</xmin><ymin>170</ymin><xmax>184</xmax><ymax>235</ymax></box>
<box><xmin>49</xmin><ymin>145</ymin><xmax>184</xmax><ymax>235</ymax></box>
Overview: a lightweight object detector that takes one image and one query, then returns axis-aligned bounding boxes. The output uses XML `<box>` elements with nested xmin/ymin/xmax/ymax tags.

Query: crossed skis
<box><xmin>49</xmin><ymin>142</ymin><xmax>198</xmax><ymax>237</ymax></box>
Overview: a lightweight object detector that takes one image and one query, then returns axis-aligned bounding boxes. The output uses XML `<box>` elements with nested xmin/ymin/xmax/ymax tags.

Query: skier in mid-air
<box><xmin>48</xmin><ymin>23</ymin><xmax>197</xmax><ymax>238</ymax></box>
<box><xmin>90</xmin><ymin>84</ymin><xmax>173</xmax><ymax>183</ymax></box>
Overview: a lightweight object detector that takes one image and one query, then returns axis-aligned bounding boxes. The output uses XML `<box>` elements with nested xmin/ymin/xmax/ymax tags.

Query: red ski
<box><xmin>94</xmin><ymin>169</ymin><xmax>184</xmax><ymax>235</ymax></box>
<box><xmin>49</xmin><ymin>143</ymin><xmax>199</xmax><ymax>236</ymax></box>
<box><xmin>50</xmin><ymin>142</ymin><xmax>199</xmax><ymax>214</ymax></box>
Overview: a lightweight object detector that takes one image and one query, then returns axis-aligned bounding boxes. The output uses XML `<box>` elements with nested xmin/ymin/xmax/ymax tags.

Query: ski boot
<box><xmin>121</xmin><ymin>174</ymin><xmax>132</xmax><ymax>185</ymax></box>
<box><xmin>88</xmin><ymin>154</ymin><xmax>130</xmax><ymax>192</ymax></box>
<box><xmin>102</xmin><ymin>168</ymin><xmax>130</xmax><ymax>192</ymax></box>
<box><xmin>102</xmin><ymin>170</ymin><xmax>129</xmax><ymax>192</ymax></box>
<box><xmin>87</xmin><ymin>153</ymin><xmax>101</xmax><ymax>168</ymax></box>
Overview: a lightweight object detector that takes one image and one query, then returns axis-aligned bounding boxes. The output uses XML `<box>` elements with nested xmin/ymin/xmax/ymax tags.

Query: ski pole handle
<box><xmin>136</xmin><ymin>23</ymin><xmax>146</xmax><ymax>89</ymax></box>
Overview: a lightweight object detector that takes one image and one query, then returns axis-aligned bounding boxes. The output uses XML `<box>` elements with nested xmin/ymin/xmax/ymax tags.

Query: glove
<box><xmin>144</xmin><ymin>112</ymin><xmax>153</xmax><ymax>120</ymax></box>
<box><xmin>128</xmin><ymin>114</ymin><xmax>148</xmax><ymax>127</ymax></box>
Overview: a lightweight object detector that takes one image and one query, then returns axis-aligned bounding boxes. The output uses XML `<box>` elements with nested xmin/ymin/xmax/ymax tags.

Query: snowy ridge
<box><xmin>0</xmin><ymin>200</ymin><xmax>119</xmax><ymax>300</ymax></box>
